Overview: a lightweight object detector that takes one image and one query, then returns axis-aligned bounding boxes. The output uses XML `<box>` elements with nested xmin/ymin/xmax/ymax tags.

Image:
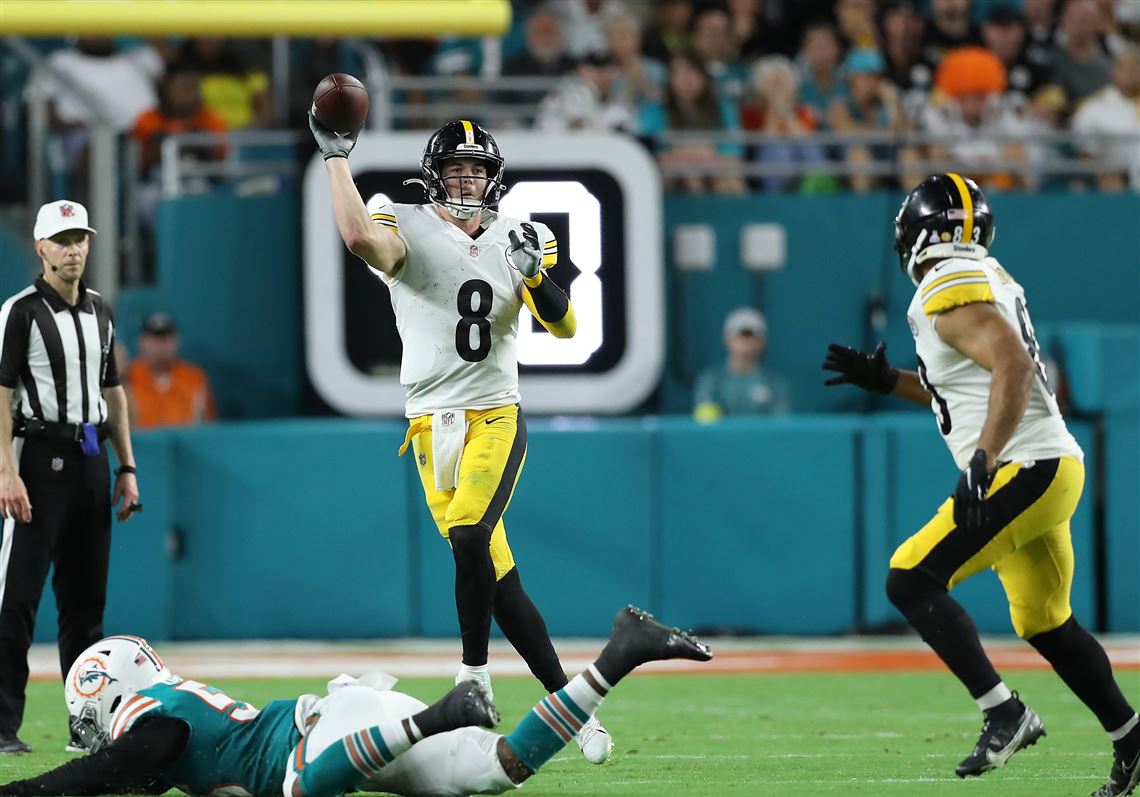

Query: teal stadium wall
<box><xmin>29</xmin><ymin>413</ymin><xmax>1136</xmax><ymax>642</ymax></box>
<box><xmin>9</xmin><ymin>191</ymin><xmax>1136</xmax><ymax>640</ymax></box>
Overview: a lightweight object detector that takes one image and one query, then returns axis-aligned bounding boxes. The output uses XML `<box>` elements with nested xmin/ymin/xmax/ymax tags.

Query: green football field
<box><xmin>8</xmin><ymin>670</ymin><xmax>1139</xmax><ymax>796</ymax></box>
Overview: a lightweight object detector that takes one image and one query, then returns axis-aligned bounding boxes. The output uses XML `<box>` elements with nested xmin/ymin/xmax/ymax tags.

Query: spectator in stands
<box><xmin>921</xmin><ymin>0</ymin><xmax>983</xmax><ymax>66</ymax></box>
<box><xmin>30</xmin><ymin>38</ymin><xmax>163</xmax><ymax>134</ymax></box>
<box><xmin>835</xmin><ymin>0</ymin><xmax>880</xmax><ymax>50</ymax></box>
<box><xmin>982</xmin><ymin>5</ymin><xmax>1049</xmax><ymax>112</ymax></box>
<box><xmin>536</xmin><ymin>52</ymin><xmax>635</xmax><ymax>132</ymax></box>
<box><xmin>605</xmin><ymin>12</ymin><xmax>666</xmax><ymax>108</ymax></box>
<box><xmin>879</xmin><ymin>0</ymin><xmax>933</xmax><ymax>125</ymax></box>
<box><xmin>726</xmin><ymin>0</ymin><xmax>782</xmax><ymax>60</ymax></box>
<box><xmin>26</xmin><ymin>37</ymin><xmax>163</xmax><ymax>194</ymax></box>
<box><xmin>1070</xmin><ymin>46</ymin><xmax>1140</xmax><ymax>191</ymax></box>
<box><xmin>693</xmin><ymin>308</ymin><xmax>790</xmax><ymax>422</ymax></box>
<box><xmin>1050</xmin><ymin>0</ymin><xmax>1112</xmax><ymax>106</ymax></box>
<box><xmin>128</xmin><ymin>313</ymin><xmax>217</xmax><ymax>430</ymax></box>
<box><xmin>130</xmin><ymin>65</ymin><xmax>228</xmax><ymax>178</ymax></box>
<box><xmin>690</xmin><ymin>4</ymin><xmax>750</xmax><ymax>103</ymax></box>
<box><xmin>503</xmin><ymin>5</ymin><xmax>577</xmax><ymax>106</ymax></box>
<box><xmin>641</xmin><ymin>0</ymin><xmax>692</xmax><ymax>63</ymax></box>
<box><xmin>178</xmin><ymin>38</ymin><xmax>272</xmax><ymax>128</ymax></box>
<box><xmin>640</xmin><ymin>52</ymin><xmax>745</xmax><ymax>194</ymax></box>
<box><xmin>798</xmin><ymin>21</ymin><xmax>849</xmax><ymax>125</ymax></box>
<box><xmin>918</xmin><ymin>47</ymin><xmax>1033</xmax><ymax>190</ymax></box>
<box><xmin>553</xmin><ymin>0</ymin><xmax>629</xmax><ymax>60</ymax></box>
<box><xmin>1023</xmin><ymin>0</ymin><xmax>1059</xmax><ymax>70</ymax></box>
<box><xmin>740</xmin><ymin>55</ymin><xmax>830</xmax><ymax>194</ymax></box>
<box><xmin>1093</xmin><ymin>0</ymin><xmax>1134</xmax><ymax>58</ymax></box>
<box><xmin>830</xmin><ymin>49</ymin><xmax>903</xmax><ymax>193</ymax></box>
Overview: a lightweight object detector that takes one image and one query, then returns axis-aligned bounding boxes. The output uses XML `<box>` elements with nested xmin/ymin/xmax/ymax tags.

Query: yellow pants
<box><xmin>890</xmin><ymin>456</ymin><xmax>1085</xmax><ymax>638</ymax></box>
<box><xmin>400</xmin><ymin>405</ymin><xmax>524</xmax><ymax>580</ymax></box>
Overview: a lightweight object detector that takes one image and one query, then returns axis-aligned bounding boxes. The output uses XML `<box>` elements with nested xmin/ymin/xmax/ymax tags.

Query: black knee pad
<box><xmin>885</xmin><ymin>567</ymin><xmax>942</xmax><ymax>612</ymax></box>
<box><xmin>449</xmin><ymin>524</ymin><xmax>492</xmax><ymax>566</ymax></box>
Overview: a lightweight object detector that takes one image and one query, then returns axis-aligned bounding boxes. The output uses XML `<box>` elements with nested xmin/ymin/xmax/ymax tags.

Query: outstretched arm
<box><xmin>0</xmin><ymin>719</ymin><xmax>187</xmax><ymax>796</ymax></box>
<box><xmin>310</xmin><ymin>113</ymin><xmax>406</xmax><ymax>276</ymax></box>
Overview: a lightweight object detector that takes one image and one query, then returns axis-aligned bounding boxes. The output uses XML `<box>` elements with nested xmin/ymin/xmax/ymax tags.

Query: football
<box><xmin>311</xmin><ymin>73</ymin><xmax>369</xmax><ymax>134</ymax></box>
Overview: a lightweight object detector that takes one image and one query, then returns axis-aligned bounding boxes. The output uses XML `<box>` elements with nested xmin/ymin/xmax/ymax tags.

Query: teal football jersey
<box><xmin>111</xmin><ymin>678</ymin><xmax>301</xmax><ymax>797</ymax></box>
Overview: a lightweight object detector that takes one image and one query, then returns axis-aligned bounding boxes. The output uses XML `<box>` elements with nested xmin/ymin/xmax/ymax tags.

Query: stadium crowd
<box><xmin>4</xmin><ymin>0</ymin><xmax>1139</xmax><ymax>199</ymax></box>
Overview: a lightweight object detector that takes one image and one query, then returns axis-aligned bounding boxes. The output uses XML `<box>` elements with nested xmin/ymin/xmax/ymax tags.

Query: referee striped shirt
<box><xmin>0</xmin><ymin>276</ymin><xmax>120</xmax><ymax>425</ymax></box>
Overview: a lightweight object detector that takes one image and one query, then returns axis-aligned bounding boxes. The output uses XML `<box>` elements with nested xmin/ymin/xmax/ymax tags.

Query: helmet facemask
<box><xmin>422</xmin><ymin>154</ymin><xmax>505</xmax><ymax>220</ymax></box>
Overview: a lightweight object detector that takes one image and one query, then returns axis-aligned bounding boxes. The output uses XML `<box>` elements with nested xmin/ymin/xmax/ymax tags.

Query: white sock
<box><xmin>1109</xmin><ymin>714</ymin><xmax>1139</xmax><ymax>742</ymax></box>
<box><xmin>562</xmin><ymin>666</ymin><xmax>610</xmax><ymax>721</ymax></box>
<box><xmin>976</xmin><ymin>683</ymin><xmax>1013</xmax><ymax>712</ymax></box>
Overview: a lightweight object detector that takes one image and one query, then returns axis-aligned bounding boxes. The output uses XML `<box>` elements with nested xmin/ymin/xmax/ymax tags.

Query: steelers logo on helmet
<box><xmin>407</xmin><ymin>119</ymin><xmax>506</xmax><ymax>220</ymax></box>
<box><xmin>894</xmin><ymin>173</ymin><xmax>995</xmax><ymax>286</ymax></box>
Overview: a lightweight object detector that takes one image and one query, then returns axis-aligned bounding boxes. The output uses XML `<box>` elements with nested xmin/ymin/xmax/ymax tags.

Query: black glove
<box><xmin>822</xmin><ymin>342</ymin><xmax>899</xmax><ymax>394</ymax></box>
<box><xmin>507</xmin><ymin>222</ymin><xmax>542</xmax><ymax>278</ymax></box>
<box><xmin>308</xmin><ymin>111</ymin><xmax>360</xmax><ymax>160</ymax></box>
<box><xmin>953</xmin><ymin>449</ymin><xmax>994</xmax><ymax>533</ymax></box>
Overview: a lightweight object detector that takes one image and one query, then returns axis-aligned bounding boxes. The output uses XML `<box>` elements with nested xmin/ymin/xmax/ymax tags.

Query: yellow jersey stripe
<box><xmin>946</xmin><ymin>172</ymin><xmax>973</xmax><ymax>243</ymax></box>
<box><xmin>543</xmin><ymin>240</ymin><xmax>557</xmax><ymax>249</ymax></box>
<box><xmin>921</xmin><ymin>270</ymin><xmax>986</xmax><ymax>299</ymax></box>
<box><xmin>370</xmin><ymin>213</ymin><xmax>397</xmax><ymax>221</ymax></box>
<box><xmin>542</xmin><ymin>253</ymin><xmax>558</xmax><ymax>267</ymax></box>
<box><xmin>923</xmin><ymin>281</ymin><xmax>995</xmax><ymax>317</ymax></box>
<box><xmin>460</xmin><ymin>119</ymin><xmax>474</xmax><ymax>145</ymax></box>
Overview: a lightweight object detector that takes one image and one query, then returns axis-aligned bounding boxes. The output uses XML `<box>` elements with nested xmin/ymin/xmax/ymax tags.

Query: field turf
<box><xmin>8</xmin><ymin>670</ymin><xmax>1139</xmax><ymax>796</ymax></box>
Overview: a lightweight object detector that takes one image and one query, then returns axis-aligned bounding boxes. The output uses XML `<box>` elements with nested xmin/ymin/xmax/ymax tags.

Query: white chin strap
<box><xmin>440</xmin><ymin>200</ymin><xmax>482</xmax><ymax>220</ymax></box>
<box><xmin>906</xmin><ymin>229</ymin><xmax>988</xmax><ymax>286</ymax></box>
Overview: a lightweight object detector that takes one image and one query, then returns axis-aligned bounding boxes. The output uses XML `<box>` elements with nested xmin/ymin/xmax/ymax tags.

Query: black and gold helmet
<box><xmin>417</xmin><ymin>119</ymin><xmax>505</xmax><ymax>219</ymax></box>
<box><xmin>894</xmin><ymin>173</ymin><xmax>995</xmax><ymax>284</ymax></box>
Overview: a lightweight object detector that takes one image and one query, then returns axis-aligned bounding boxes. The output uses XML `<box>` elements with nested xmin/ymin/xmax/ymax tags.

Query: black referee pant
<box><xmin>0</xmin><ymin>436</ymin><xmax>110</xmax><ymax>736</ymax></box>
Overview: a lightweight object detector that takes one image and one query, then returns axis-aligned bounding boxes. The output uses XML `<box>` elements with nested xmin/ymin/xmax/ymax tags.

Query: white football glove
<box><xmin>507</xmin><ymin>222</ymin><xmax>542</xmax><ymax>279</ymax></box>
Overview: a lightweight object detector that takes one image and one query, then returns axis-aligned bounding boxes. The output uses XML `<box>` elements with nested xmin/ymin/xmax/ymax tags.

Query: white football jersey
<box><xmin>907</xmin><ymin>256</ymin><xmax>1083</xmax><ymax>470</ymax></box>
<box><xmin>364</xmin><ymin>200</ymin><xmax>556</xmax><ymax>417</ymax></box>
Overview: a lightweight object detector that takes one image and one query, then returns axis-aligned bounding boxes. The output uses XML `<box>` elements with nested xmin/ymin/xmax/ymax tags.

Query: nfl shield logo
<box><xmin>442</xmin><ymin>411</ymin><xmax>455</xmax><ymax>428</ymax></box>
<box><xmin>468</xmin><ymin>245</ymin><xmax>480</xmax><ymax>258</ymax></box>
<box><xmin>51</xmin><ymin>457</ymin><xmax>64</xmax><ymax>472</ymax></box>
<box><xmin>60</xmin><ymin>204</ymin><xmax>75</xmax><ymax>218</ymax></box>
<box><xmin>418</xmin><ymin>452</ymin><xmax>427</xmax><ymax>466</ymax></box>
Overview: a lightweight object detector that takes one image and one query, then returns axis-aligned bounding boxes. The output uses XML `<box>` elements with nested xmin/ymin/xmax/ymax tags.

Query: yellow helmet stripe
<box><xmin>460</xmin><ymin>119</ymin><xmax>474</xmax><ymax>145</ymax></box>
<box><xmin>946</xmin><ymin>172</ymin><xmax>973</xmax><ymax>244</ymax></box>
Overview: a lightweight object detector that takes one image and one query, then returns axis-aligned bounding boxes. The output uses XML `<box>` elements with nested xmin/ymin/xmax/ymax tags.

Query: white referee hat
<box><xmin>34</xmin><ymin>199</ymin><xmax>97</xmax><ymax>240</ymax></box>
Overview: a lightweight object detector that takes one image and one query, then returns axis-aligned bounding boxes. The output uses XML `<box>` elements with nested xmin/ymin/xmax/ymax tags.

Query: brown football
<box><xmin>311</xmin><ymin>73</ymin><xmax>369</xmax><ymax>134</ymax></box>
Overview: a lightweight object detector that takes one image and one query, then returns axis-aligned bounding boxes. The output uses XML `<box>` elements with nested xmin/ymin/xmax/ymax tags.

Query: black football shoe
<box><xmin>1092</xmin><ymin>737</ymin><xmax>1140</xmax><ymax>796</ymax></box>
<box><xmin>955</xmin><ymin>694</ymin><xmax>1045</xmax><ymax>778</ymax></box>
<box><xmin>607</xmin><ymin>605</ymin><xmax>714</xmax><ymax>668</ymax></box>
<box><xmin>0</xmin><ymin>733</ymin><xmax>32</xmax><ymax>754</ymax></box>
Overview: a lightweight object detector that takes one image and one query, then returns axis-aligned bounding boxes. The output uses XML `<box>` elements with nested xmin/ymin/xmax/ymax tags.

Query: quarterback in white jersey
<box><xmin>308</xmin><ymin>115</ymin><xmax>612</xmax><ymax>765</ymax></box>
<box><xmin>824</xmin><ymin>174</ymin><xmax>1139</xmax><ymax>796</ymax></box>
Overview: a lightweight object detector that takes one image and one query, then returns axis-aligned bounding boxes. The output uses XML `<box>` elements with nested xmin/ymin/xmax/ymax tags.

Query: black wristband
<box><xmin>116</xmin><ymin>465</ymin><xmax>136</xmax><ymax>477</ymax></box>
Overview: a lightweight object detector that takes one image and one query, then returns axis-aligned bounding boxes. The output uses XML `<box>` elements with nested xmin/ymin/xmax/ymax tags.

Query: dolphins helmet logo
<box><xmin>72</xmin><ymin>656</ymin><xmax>118</xmax><ymax>698</ymax></box>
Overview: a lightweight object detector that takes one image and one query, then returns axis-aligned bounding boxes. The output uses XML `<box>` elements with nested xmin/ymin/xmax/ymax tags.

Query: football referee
<box><xmin>0</xmin><ymin>200</ymin><xmax>140</xmax><ymax>755</ymax></box>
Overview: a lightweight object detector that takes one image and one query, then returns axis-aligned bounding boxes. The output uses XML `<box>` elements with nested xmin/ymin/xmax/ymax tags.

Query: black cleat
<box><xmin>608</xmin><ymin>605</ymin><xmax>714</xmax><ymax>668</ymax></box>
<box><xmin>0</xmin><ymin>733</ymin><xmax>32</xmax><ymax>754</ymax></box>
<box><xmin>1092</xmin><ymin>744</ymin><xmax>1140</xmax><ymax>796</ymax></box>
<box><xmin>955</xmin><ymin>696</ymin><xmax>1045</xmax><ymax>778</ymax></box>
<box><xmin>434</xmin><ymin>680</ymin><xmax>500</xmax><ymax>731</ymax></box>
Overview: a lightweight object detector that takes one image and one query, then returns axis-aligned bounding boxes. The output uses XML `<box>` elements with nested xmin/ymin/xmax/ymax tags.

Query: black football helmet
<box><xmin>412</xmin><ymin>119</ymin><xmax>506</xmax><ymax>219</ymax></box>
<box><xmin>894</xmin><ymin>173</ymin><xmax>995</xmax><ymax>285</ymax></box>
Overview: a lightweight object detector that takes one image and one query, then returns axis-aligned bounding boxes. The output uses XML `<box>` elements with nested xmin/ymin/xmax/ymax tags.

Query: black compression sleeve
<box><xmin>0</xmin><ymin>718</ymin><xmax>188</xmax><ymax>796</ymax></box>
<box><xmin>524</xmin><ymin>276</ymin><xmax>569</xmax><ymax>323</ymax></box>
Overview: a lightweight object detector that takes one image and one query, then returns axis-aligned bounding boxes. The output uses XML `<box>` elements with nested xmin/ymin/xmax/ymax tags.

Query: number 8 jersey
<box><xmin>907</xmin><ymin>256</ymin><xmax>1083</xmax><ymax>470</ymax></box>
<box><xmin>367</xmin><ymin>199</ymin><xmax>556</xmax><ymax>418</ymax></box>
